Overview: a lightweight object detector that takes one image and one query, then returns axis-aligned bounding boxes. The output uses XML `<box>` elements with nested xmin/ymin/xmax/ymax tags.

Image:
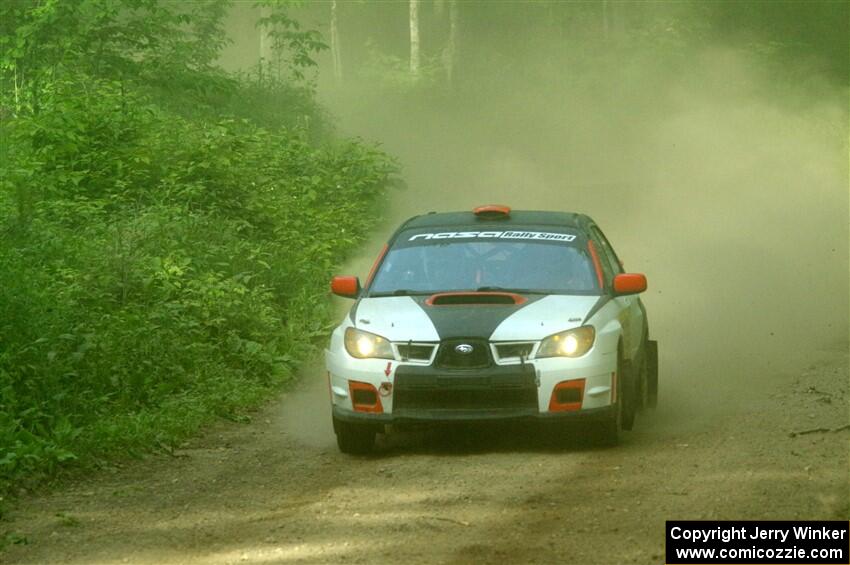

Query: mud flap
<box><xmin>646</xmin><ymin>340</ymin><xmax>659</xmax><ymax>408</ymax></box>
<box><xmin>620</xmin><ymin>359</ymin><xmax>636</xmax><ymax>431</ymax></box>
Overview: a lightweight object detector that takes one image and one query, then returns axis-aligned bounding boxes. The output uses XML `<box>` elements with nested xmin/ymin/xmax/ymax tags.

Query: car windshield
<box><xmin>368</xmin><ymin>230</ymin><xmax>599</xmax><ymax>296</ymax></box>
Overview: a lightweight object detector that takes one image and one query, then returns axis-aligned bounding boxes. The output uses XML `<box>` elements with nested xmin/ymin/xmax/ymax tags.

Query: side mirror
<box><xmin>331</xmin><ymin>275</ymin><xmax>361</xmax><ymax>298</ymax></box>
<box><xmin>613</xmin><ymin>273</ymin><xmax>647</xmax><ymax>295</ymax></box>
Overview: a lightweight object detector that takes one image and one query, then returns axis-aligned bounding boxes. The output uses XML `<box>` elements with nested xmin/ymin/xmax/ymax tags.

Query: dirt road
<box><xmin>3</xmin><ymin>344</ymin><xmax>847</xmax><ymax>564</ymax></box>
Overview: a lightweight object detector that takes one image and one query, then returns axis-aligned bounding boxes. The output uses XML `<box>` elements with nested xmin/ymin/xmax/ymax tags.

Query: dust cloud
<box><xmin>313</xmin><ymin>35</ymin><xmax>848</xmax><ymax>429</ymax></box>
<box><xmin>217</xmin><ymin>3</ymin><xmax>850</xmax><ymax>440</ymax></box>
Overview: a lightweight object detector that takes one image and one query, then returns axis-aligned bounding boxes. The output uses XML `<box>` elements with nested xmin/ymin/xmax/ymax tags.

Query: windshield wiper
<box><xmin>369</xmin><ymin>289</ymin><xmax>430</xmax><ymax>297</ymax></box>
<box><xmin>370</xmin><ymin>287</ymin><xmax>546</xmax><ymax>297</ymax></box>
<box><xmin>475</xmin><ymin>286</ymin><xmax>544</xmax><ymax>294</ymax></box>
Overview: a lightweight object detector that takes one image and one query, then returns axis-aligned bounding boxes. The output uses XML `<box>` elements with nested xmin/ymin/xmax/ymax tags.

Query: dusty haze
<box><xmin>215</xmin><ymin>2</ymin><xmax>850</xmax><ymax>437</ymax></box>
<box><xmin>314</xmin><ymin>35</ymin><xmax>848</xmax><ymax>433</ymax></box>
<box><xmin>3</xmin><ymin>7</ymin><xmax>848</xmax><ymax>564</ymax></box>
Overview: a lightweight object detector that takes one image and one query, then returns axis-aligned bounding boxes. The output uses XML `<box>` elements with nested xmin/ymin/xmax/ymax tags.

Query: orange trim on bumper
<box><xmin>349</xmin><ymin>380</ymin><xmax>384</xmax><ymax>413</ymax></box>
<box><xmin>548</xmin><ymin>378</ymin><xmax>586</xmax><ymax>412</ymax></box>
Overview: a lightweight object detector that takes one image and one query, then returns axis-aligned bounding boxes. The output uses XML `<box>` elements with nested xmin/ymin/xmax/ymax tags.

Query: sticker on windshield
<box><xmin>408</xmin><ymin>231</ymin><xmax>576</xmax><ymax>242</ymax></box>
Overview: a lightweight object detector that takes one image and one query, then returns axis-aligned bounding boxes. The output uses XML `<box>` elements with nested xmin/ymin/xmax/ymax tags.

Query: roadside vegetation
<box><xmin>0</xmin><ymin>0</ymin><xmax>396</xmax><ymax>500</ymax></box>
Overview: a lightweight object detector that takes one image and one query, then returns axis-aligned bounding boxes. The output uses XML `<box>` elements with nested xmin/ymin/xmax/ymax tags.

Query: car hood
<box><xmin>489</xmin><ymin>294</ymin><xmax>600</xmax><ymax>340</ymax></box>
<box><xmin>352</xmin><ymin>297</ymin><xmax>441</xmax><ymax>341</ymax></box>
<box><xmin>352</xmin><ymin>294</ymin><xmax>601</xmax><ymax>342</ymax></box>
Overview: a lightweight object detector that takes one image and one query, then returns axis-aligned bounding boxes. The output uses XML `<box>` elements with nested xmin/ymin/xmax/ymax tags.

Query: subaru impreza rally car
<box><xmin>325</xmin><ymin>205</ymin><xmax>658</xmax><ymax>453</ymax></box>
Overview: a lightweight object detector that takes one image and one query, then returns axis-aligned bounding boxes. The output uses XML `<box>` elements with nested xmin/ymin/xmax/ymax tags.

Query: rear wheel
<box><xmin>333</xmin><ymin>417</ymin><xmax>376</xmax><ymax>455</ymax></box>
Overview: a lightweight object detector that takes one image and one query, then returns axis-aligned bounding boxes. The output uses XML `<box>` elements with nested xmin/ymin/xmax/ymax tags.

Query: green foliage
<box><xmin>0</xmin><ymin>1</ymin><xmax>396</xmax><ymax>496</ymax></box>
<box><xmin>256</xmin><ymin>0</ymin><xmax>328</xmax><ymax>85</ymax></box>
<box><xmin>359</xmin><ymin>39</ymin><xmax>445</xmax><ymax>94</ymax></box>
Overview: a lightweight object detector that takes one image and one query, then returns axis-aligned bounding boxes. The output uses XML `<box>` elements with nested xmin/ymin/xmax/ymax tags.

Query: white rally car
<box><xmin>325</xmin><ymin>205</ymin><xmax>658</xmax><ymax>453</ymax></box>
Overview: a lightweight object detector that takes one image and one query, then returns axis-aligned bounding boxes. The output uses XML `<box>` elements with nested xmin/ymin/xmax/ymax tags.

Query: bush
<box><xmin>0</xmin><ymin>71</ymin><xmax>396</xmax><ymax>496</ymax></box>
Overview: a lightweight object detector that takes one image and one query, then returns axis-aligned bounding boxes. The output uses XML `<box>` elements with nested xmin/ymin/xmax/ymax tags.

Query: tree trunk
<box><xmin>258</xmin><ymin>4</ymin><xmax>272</xmax><ymax>81</ymax></box>
<box><xmin>444</xmin><ymin>0</ymin><xmax>458</xmax><ymax>86</ymax></box>
<box><xmin>409</xmin><ymin>0</ymin><xmax>420</xmax><ymax>76</ymax></box>
<box><xmin>330</xmin><ymin>0</ymin><xmax>343</xmax><ymax>81</ymax></box>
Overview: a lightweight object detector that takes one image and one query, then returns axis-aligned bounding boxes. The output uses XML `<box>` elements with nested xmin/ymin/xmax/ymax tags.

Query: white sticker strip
<box><xmin>408</xmin><ymin>231</ymin><xmax>576</xmax><ymax>242</ymax></box>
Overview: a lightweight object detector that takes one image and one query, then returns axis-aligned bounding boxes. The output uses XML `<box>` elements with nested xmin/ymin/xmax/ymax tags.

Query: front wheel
<box><xmin>594</xmin><ymin>351</ymin><xmax>626</xmax><ymax>445</ymax></box>
<box><xmin>333</xmin><ymin>417</ymin><xmax>376</xmax><ymax>455</ymax></box>
<box><xmin>595</xmin><ymin>410</ymin><xmax>620</xmax><ymax>446</ymax></box>
<box><xmin>595</xmin><ymin>348</ymin><xmax>638</xmax><ymax>445</ymax></box>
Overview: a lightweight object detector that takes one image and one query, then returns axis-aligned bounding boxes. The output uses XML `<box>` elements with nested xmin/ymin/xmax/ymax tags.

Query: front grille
<box><xmin>396</xmin><ymin>388</ymin><xmax>536</xmax><ymax>410</ymax></box>
<box><xmin>352</xmin><ymin>388</ymin><xmax>378</xmax><ymax>405</ymax></box>
<box><xmin>396</xmin><ymin>343</ymin><xmax>436</xmax><ymax>362</ymax></box>
<box><xmin>393</xmin><ymin>369</ymin><xmax>537</xmax><ymax>412</ymax></box>
<box><xmin>435</xmin><ymin>339</ymin><xmax>490</xmax><ymax>369</ymax></box>
<box><xmin>555</xmin><ymin>387</ymin><xmax>582</xmax><ymax>404</ymax></box>
<box><xmin>494</xmin><ymin>342</ymin><xmax>535</xmax><ymax>362</ymax></box>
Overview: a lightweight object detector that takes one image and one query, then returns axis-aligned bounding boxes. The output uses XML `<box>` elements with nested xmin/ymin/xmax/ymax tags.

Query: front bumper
<box><xmin>333</xmin><ymin>403</ymin><xmax>616</xmax><ymax>426</ymax></box>
<box><xmin>326</xmin><ymin>338</ymin><xmax>618</xmax><ymax>421</ymax></box>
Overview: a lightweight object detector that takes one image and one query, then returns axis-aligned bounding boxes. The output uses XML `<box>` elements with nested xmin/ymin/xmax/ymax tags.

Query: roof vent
<box><xmin>473</xmin><ymin>204</ymin><xmax>511</xmax><ymax>219</ymax></box>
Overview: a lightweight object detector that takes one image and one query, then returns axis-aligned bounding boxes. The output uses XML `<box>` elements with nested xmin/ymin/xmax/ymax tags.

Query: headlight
<box><xmin>537</xmin><ymin>325</ymin><xmax>595</xmax><ymax>358</ymax></box>
<box><xmin>344</xmin><ymin>327</ymin><xmax>395</xmax><ymax>359</ymax></box>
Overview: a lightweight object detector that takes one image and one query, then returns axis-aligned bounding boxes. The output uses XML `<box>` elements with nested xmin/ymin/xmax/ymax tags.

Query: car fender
<box><xmin>588</xmin><ymin>299</ymin><xmax>622</xmax><ymax>360</ymax></box>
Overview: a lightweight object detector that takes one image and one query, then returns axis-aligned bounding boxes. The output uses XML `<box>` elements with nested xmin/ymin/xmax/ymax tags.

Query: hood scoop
<box><xmin>425</xmin><ymin>292</ymin><xmax>527</xmax><ymax>306</ymax></box>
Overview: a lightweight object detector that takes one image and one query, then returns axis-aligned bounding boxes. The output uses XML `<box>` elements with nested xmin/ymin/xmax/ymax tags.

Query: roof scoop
<box><xmin>426</xmin><ymin>292</ymin><xmax>527</xmax><ymax>306</ymax></box>
<box><xmin>473</xmin><ymin>204</ymin><xmax>511</xmax><ymax>219</ymax></box>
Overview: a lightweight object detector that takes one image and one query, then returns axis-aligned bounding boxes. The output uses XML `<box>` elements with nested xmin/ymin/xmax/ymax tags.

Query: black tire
<box><xmin>646</xmin><ymin>340</ymin><xmax>659</xmax><ymax>409</ymax></box>
<box><xmin>595</xmin><ymin>411</ymin><xmax>620</xmax><ymax>446</ymax></box>
<box><xmin>334</xmin><ymin>417</ymin><xmax>376</xmax><ymax>455</ymax></box>
<box><xmin>594</xmin><ymin>348</ymin><xmax>628</xmax><ymax>446</ymax></box>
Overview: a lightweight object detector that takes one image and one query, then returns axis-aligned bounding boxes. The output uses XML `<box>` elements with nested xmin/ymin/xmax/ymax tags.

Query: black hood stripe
<box><xmin>412</xmin><ymin>295</ymin><xmax>543</xmax><ymax>340</ymax></box>
<box><xmin>581</xmin><ymin>294</ymin><xmax>611</xmax><ymax>325</ymax></box>
<box><xmin>348</xmin><ymin>297</ymin><xmax>360</xmax><ymax>324</ymax></box>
